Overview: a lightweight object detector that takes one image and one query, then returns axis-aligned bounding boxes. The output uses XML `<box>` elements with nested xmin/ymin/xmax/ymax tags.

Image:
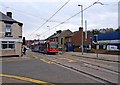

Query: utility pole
<box><xmin>85</xmin><ymin>20</ymin><xmax>87</xmax><ymax>53</ymax></box>
<box><xmin>78</xmin><ymin>5</ymin><xmax>84</xmax><ymax>55</ymax></box>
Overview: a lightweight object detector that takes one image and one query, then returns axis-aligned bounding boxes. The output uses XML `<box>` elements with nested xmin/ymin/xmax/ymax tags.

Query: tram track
<box><xmin>44</xmin><ymin>56</ymin><xmax>118</xmax><ymax>84</ymax></box>
<box><xmin>31</xmin><ymin>52</ymin><xmax>119</xmax><ymax>84</ymax></box>
<box><xmin>55</xmin><ymin>54</ymin><xmax>119</xmax><ymax>74</ymax></box>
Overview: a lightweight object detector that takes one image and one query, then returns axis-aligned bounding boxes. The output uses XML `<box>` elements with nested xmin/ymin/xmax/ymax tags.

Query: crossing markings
<box><xmin>0</xmin><ymin>74</ymin><xmax>55</xmax><ymax>85</ymax></box>
<box><xmin>55</xmin><ymin>58</ymin><xmax>77</xmax><ymax>63</ymax></box>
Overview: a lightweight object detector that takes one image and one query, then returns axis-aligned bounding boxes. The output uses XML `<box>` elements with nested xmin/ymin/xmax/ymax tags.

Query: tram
<box><xmin>39</xmin><ymin>40</ymin><xmax>58</xmax><ymax>54</ymax></box>
<box><xmin>31</xmin><ymin>40</ymin><xmax>58</xmax><ymax>54</ymax></box>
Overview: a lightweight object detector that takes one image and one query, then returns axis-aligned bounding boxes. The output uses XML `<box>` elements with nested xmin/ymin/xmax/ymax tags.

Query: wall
<box><xmin>12</xmin><ymin>23</ymin><xmax>22</xmax><ymax>38</ymax></box>
<box><xmin>71</xmin><ymin>29</ymin><xmax>91</xmax><ymax>52</ymax></box>
<box><xmin>0</xmin><ymin>21</ymin><xmax>22</xmax><ymax>57</ymax></box>
<box><xmin>58</xmin><ymin>30</ymin><xmax>72</xmax><ymax>51</ymax></box>
<box><xmin>0</xmin><ymin>21</ymin><xmax>4</xmax><ymax>38</ymax></box>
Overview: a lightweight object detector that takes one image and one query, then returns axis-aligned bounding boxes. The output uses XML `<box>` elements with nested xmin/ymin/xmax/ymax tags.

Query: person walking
<box><xmin>23</xmin><ymin>46</ymin><xmax>27</xmax><ymax>55</ymax></box>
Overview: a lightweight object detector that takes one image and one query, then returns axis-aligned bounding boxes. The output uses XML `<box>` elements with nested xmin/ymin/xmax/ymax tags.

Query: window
<box><xmin>61</xmin><ymin>38</ymin><xmax>63</xmax><ymax>45</ymax></box>
<box><xmin>5</xmin><ymin>24</ymin><xmax>12</xmax><ymax>37</ymax></box>
<box><xmin>50</xmin><ymin>42</ymin><xmax>57</xmax><ymax>48</ymax></box>
<box><xmin>1</xmin><ymin>41</ymin><xmax>15</xmax><ymax>49</ymax></box>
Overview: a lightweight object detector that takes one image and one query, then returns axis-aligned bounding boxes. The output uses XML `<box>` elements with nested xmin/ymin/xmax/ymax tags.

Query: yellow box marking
<box><xmin>40</xmin><ymin>58</ymin><xmax>54</xmax><ymax>64</ymax></box>
<box><xmin>0</xmin><ymin>74</ymin><xmax>54</xmax><ymax>85</ymax></box>
<box><xmin>57</xmin><ymin>58</ymin><xmax>77</xmax><ymax>62</ymax></box>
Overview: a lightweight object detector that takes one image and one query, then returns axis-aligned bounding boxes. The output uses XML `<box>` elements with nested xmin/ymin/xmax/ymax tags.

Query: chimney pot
<box><xmin>79</xmin><ymin>27</ymin><xmax>83</xmax><ymax>31</ymax></box>
<box><xmin>7</xmin><ymin>12</ymin><xmax>12</xmax><ymax>18</ymax></box>
<box><xmin>56</xmin><ymin>30</ymin><xmax>62</xmax><ymax>34</ymax></box>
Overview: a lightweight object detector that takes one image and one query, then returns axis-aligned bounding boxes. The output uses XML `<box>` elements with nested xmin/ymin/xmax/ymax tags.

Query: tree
<box><xmin>115</xmin><ymin>27</ymin><xmax>120</xmax><ymax>32</ymax></box>
<box><xmin>92</xmin><ymin>29</ymin><xmax>99</xmax><ymax>35</ymax></box>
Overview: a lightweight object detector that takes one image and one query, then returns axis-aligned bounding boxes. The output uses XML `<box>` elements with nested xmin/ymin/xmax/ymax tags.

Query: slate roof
<box><xmin>0</xmin><ymin>11</ymin><xmax>22</xmax><ymax>24</ymax></box>
<box><xmin>65</xmin><ymin>31</ymin><xmax>78</xmax><ymax>38</ymax></box>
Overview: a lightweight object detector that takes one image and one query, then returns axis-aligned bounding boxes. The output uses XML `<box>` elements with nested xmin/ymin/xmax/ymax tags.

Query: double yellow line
<box><xmin>0</xmin><ymin>74</ymin><xmax>54</xmax><ymax>85</ymax></box>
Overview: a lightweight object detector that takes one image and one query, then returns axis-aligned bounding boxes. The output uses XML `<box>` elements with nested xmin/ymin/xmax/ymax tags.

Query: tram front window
<box><xmin>50</xmin><ymin>42</ymin><xmax>57</xmax><ymax>48</ymax></box>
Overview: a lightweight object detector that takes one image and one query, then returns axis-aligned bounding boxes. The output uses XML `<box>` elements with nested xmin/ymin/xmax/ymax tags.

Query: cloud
<box><xmin>0</xmin><ymin>0</ymin><xmax>118</xmax><ymax>40</ymax></box>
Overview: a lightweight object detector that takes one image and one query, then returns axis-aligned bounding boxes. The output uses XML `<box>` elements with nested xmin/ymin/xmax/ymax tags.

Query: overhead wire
<box><xmin>36</xmin><ymin>0</ymin><xmax>100</xmax><ymax>37</ymax></box>
<box><xmin>29</xmin><ymin>0</ymin><xmax>71</xmax><ymax>37</ymax></box>
<box><xmin>0</xmin><ymin>4</ymin><xmax>67</xmax><ymax>23</ymax></box>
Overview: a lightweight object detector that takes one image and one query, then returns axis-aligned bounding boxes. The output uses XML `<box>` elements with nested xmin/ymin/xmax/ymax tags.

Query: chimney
<box><xmin>56</xmin><ymin>30</ymin><xmax>62</xmax><ymax>34</ymax></box>
<box><xmin>6</xmin><ymin>12</ymin><xmax>12</xmax><ymax>18</ymax></box>
<box><xmin>79</xmin><ymin>27</ymin><xmax>83</xmax><ymax>31</ymax></box>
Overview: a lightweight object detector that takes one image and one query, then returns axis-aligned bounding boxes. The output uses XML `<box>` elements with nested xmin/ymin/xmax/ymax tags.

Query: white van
<box><xmin>107</xmin><ymin>45</ymin><xmax>119</xmax><ymax>51</ymax></box>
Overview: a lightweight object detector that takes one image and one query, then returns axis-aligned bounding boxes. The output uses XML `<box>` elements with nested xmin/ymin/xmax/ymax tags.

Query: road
<box><xmin>1</xmin><ymin>50</ymin><xmax>119</xmax><ymax>85</ymax></box>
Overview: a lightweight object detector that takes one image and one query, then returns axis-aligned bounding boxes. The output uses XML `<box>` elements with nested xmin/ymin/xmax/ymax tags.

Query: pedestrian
<box><xmin>23</xmin><ymin>46</ymin><xmax>27</xmax><ymax>55</ymax></box>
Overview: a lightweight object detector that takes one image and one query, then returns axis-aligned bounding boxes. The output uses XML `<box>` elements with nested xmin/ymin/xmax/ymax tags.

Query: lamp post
<box><xmin>78</xmin><ymin>5</ymin><xmax>84</xmax><ymax>55</ymax></box>
<box><xmin>78</xmin><ymin>2</ymin><xmax>105</xmax><ymax>55</ymax></box>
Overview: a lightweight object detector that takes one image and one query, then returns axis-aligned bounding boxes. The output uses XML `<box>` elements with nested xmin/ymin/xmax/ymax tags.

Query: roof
<box><xmin>0</xmin><ymin>11</ymin><xmax>22</xmax><ymax>24</ymax></box>
<box><xmin>50</xmin><ymin>29</ymin><xmax>72</xmax><ymax>39</ymax></box>
<box><xmin>65</xmin><ymin>31</ymin><xmax>78</xmax><ymax>38</ymax></box>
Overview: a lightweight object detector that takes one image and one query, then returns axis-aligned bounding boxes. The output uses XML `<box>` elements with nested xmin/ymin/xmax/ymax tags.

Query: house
<box><xmin>0</xmin><ymin>12</ymin><xmax>23</xmax><ymax>57</ymax></box>
<box><xmin>65</xmin><ymin>27</ymin><xmax>91</xmax><ymax>52</ymax></box>
<box><xmin>47</xmin><ymin>29</ymin><xmax>72</xmax><ymax>51</ymax></box>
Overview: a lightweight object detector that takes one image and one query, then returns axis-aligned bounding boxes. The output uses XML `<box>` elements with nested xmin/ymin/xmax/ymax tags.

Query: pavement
<box><xmin>64</xmin><ymin>52</ymin><xmax>120</xmax><ymax>62</ymax></box>
<box><xmin>0</xmin><ymin>50</ymin><xmax>34</xmax><ymax>62</ymax></box>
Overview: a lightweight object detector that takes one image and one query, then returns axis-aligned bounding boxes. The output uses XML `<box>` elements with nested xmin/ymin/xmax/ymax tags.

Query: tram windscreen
<box><xmin>50</xmin><ymin>42</ymin><xmax>57</xmax><ymax>48</ymax></box>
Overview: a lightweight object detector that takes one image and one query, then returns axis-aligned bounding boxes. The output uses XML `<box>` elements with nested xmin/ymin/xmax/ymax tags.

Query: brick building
<box><xmin>65</xmin><ymin>28</ymin><xmax>91</xmax><ymax>52</ymax></box>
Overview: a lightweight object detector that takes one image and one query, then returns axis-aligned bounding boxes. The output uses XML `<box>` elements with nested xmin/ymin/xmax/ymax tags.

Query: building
<box><xmin>47</xmin><ymin>29</ymin><xmax>72</xmax><ymax>51</ymax></box>
<box><xmin>65</xmin><ymin>27</ymin><xmax>91</xmax><ymax>52</ymax></box>
<box><xmin>92</xmin><ymin>32</ymin><xmax>120</xmax><ymax>51</ymax></box>
<box><xmin>0</xmin><ymin>12</ymin><xmax>23</xmax><ymax>57</ymax></box>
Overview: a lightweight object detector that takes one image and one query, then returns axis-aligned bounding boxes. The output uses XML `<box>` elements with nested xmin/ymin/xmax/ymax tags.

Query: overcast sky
<box><xmin>0</xmin><ymin>0</ymin><xmax>119</xmax><ymax>40</ymax></box>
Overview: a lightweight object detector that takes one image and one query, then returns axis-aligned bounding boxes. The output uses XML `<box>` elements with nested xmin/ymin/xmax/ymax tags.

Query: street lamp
<box><xmin>78</xmin><ymin>5</ymin><xmax>84</xmax><ymax>55</ymax></box>
<box><xmin>78</xmin><ymin>1</ymin><xmax>105</xmax><ymax>55</ymax></box>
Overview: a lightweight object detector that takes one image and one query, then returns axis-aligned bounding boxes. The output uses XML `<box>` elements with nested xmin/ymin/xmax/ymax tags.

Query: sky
<box><xmin>0</xmin><ymin>0</ymin><xmax>119</xmax><ymax>40</ymax></box>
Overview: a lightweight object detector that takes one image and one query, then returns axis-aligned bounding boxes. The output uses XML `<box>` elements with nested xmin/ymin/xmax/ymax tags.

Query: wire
<box><xmin>36</xmin><ymin>0</ymin><xmax>101</xmax><ymax>37</ymax></box>
<box><xmin>29</xmin><ymin>0</ymin><xmax>71</xmax><ymax>37</ymax></box>
<box><xmin>0</xmin><ymin>4</ymin><xmax>67</xmax><ymax>23</ymax></box>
